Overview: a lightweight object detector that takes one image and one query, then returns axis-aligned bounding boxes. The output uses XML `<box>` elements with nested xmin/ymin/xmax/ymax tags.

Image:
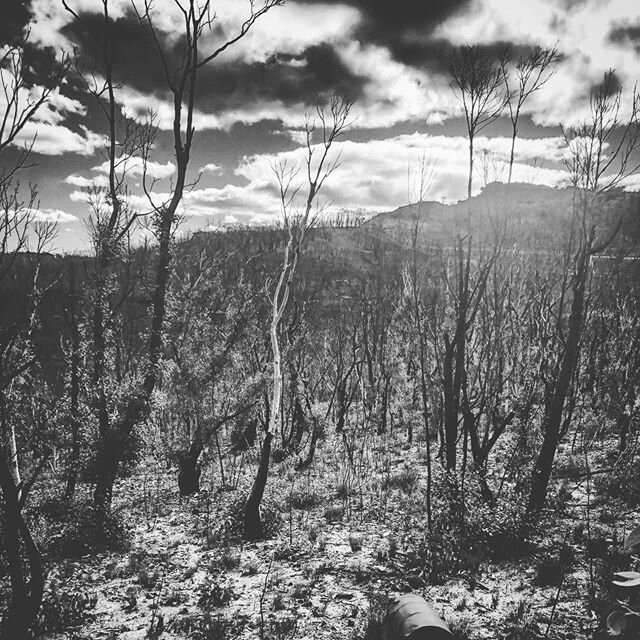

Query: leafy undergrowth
<box><xmin>26</xmin><ymin>430</ymin><xmax>640</xmax><ymax>640</ymax></box>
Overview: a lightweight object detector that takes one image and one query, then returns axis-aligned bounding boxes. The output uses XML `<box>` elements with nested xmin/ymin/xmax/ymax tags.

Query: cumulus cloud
<box><xmin>0</xmin><ymin>68</ymin><xmax>104</xmax><ymax>154</ymax></box>
<box><xmin>91</xmin><ymin>158</ymin><xmax>176</xmax><ymax>180</ymax></box>
<box><xmin>201</xmin><ymin>163</ymin><xmax>223</xmax><ymax>175</ymax></box>
<box><xmin>32</xmin><ymin>208</ymin><xmax>79</xmax><ymax>224</ymax></box>
<box><xmin>157</xmin><ymin>133</ymin><xmax>570</xmax><ymax>224</ymax></box>
<box><xmin>435</xmin><ymin>0</ymin><xmax>640</xmax><ymax>125</ymax></box>
<box><xmin>65</xmin><ymin>174</ymin><xmax>107</xmax><ymax>188</ymax></box>
<box><xmin>13</xmin><ymin>122</ymin><xmax>104</xmax><ymax>155</ymax></box>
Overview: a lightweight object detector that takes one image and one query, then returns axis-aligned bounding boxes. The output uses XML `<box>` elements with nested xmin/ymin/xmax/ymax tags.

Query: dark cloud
<box><xmin>63</xmin><ymin>12</ymin><xmax>367</xmax><ymax>112</ymax></box>
<box><xmin>195</xmin><ymin>45</ymin><xmax>367</xmax><ymax>113</ymax></box>
<box><xmin>0</xmin><ymin>0</ymin><xmax>32</xmax><ymax>46</ymax></box>
<box><xmin>1</xmin><ymin>0</ymin><xmax>64</xmax><ymax>89</ymax></box>
<box><xmin>293</xmin><ymin>0</ymin><xmax>470</xmax><ymax>31</ymax></box>
<box><xmin>609</xmin><ymin>24</ymin><xmax>640</xmax><ymax>52</ymax></box>
<box><xmin>292</xmin><ymin>0</ymin><xmax>472</xmax><ymax>67</ymax></box>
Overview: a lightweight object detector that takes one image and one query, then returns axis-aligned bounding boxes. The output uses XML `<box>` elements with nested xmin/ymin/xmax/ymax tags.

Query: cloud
<box><xmin>435</xmin><ymin>0</ymin><xmax>640</xmax><ymax>125</ymax></box>
<box><xmin>13</xmin><ymin>122</ymin><xmax>104</xmax><ymax>155</ymax></box>
<box><xmin>292</xmin><ymin>0</ymin><xmax>472</xmax><ymax>67</ymax></box>
<box><xmin>32</xmin><ymin>208</ymin><xmax>79</xmax><ymax>224</ymax></box>
<box><xmin>158</xmin><ymin>133</ymin><xmax>570</xmax><ymax>225</ymax></box>
<box><xmin>201</xmin><ymin>163</ymin><xmax>223</xmax><ymax>175</ymax></box>
<box><xmin>65</xmin><ymin>174</ymin><xmax>108</xmax><ymax>188</ymax></box>
<box><xmin>609</xmin><ymin>22</ymin><xmax>640</xmax><ymax>52</ymax></box>
<box><xmin>0</xmin><ymin>67</ymin><xmax>104</xmax><ymax>154</ymax></box>
<box><xmin>1</xmin><ymin>0</ymin><xmax>32</xmax><ymax>46</ymax></box>
<box><xmin>91</xmin><ymin>158</ymin><xmax>176</xmax><ymax>180</ymax></box>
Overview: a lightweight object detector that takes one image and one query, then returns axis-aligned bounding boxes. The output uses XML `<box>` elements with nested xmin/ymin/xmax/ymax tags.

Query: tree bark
<box><xmin>0</xmin><ymin>452</ymin><xmax>45</xmax><ymax>640</ymax></box>
<box><xmin>244</xmin><ymin>432</ymin><xmax>272</xmax><ymax>540</ymax></box>
<box><xmin>527</xmin><ymin>248</ymin><xmax>588</xmax><ymax>518</ymax></box>
<box><xmin>177</xmin><ymin>439</ymin><xmax>203</xmax><ymax>496</ymax></box>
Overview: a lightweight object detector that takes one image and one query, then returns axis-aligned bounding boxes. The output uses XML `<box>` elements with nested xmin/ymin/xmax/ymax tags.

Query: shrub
<box><xmin>267</xmin><ymin>613</ymin><xmax>298</xmax><ymax>640</ymax></box>
<box><xmin>593</xmin><ymin>463</ymin><xmax>640</xmax><ymax>507</ymax></box>
<box><xmin>169</xmin><ymin>613</ymin><xmax>239</xmax><ymax>640</ymax></box>
<box><xmin>38</xmin><ymin>580</ymin><xmax>98</xmax><ymax>633</ymax></box>
<box><xmin>381</xmin><ymin>466</ymin><xmax>419</xmax><ymax>494</ymax></box>
<box><xmin>46</xmin><ymin>503</ymin><xmax>130</xmax><ymax>557</ymax></box>
<box><xmin>288</xmin><ymin>487</ymin><xmax>323</xmax><ymax>510</ymax></box>
<box><xmin>359</xmin><ymin>591</ymin><xmax>390</xmax><ymax>640</ymax></box>
<box><xmin>216</xmin><ymin>547</ymin><xmax>241</xmax><ymax>571</ymax></box>
<box><xmin>307</xmin><ymin>523</ymin><xmax>319</xmax><ymax>545</ymax></box>
<box><xmin>497</xmin><ymin>600</ymin><xmax>542</xmax><ymax>640</ymax></box>
<box><xmin>197</xmin><ymin>577</ymin><xmax>236</xmax><ymax>610</ymax></box>
<box><xmin>207</xmin><ymin>496</ymin><xmax>281</xmax><ymax>544</ymax></box>
<box><xmin>533</xmin><ymin>553</ymin><xmax>563</xmax><ymax>586</ymax></box>
<box><xmin>349</xmin><ymin>532</ymin><xmax>364</xmax><ymax>552</ymax></box>
<box><xmin>403</xmin><ymin>470</ymin><xmax>530</xmax><ymax>585</ymax></box>
<box><xmin>447</xmin><ymin>613</ymin><xmax>474</xmax><ymax>640</ymax></box>
<box><xmin>324</xmin><ymin>505</ymin><xmax>344</xmax><ymax>523</ymax></box>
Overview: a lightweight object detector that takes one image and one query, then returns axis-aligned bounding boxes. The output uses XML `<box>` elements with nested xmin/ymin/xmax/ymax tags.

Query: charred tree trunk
<box><xmin>244</xmin><ymin>432</ymin><xmax>273</xmax><ymax>540</ymax></box>
<box><xmin>0</xmin><ymin>453</ymin><xmax>45</xmax><ymax>640</ymax></box>
<box><xmin>178</xmin><ymin>439</ymin><xmax>204</xmax><ymax>496</ymax></box>
<box><xmin>298</xmin><ymin>417</ymin><xmax>320</xmax><ymax>470</ymax></box>
<box><xmin>292</xmin><ymin>397</ymin><xmax>305</xmax><ymax>448</ymax></box>
<box><xmin>527</xmin><ymin>246</ymin><xmax>589</xmax><ymax>519</ymax></box>
<box><xmin>65</xmin><ymin>321</ymin><xmax>81</xmax><ymax>499</ymax></box>
<box><xmin>92</xmin><ymin>443</ymin><xmax>119</xmax><ymax>514</ymax></box>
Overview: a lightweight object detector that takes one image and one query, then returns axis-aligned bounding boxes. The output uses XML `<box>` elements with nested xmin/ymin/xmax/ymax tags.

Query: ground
<box><xmin>28</xmin><ymin>429</ymin><xmax>640</xmax><ymax>640</ymax></box>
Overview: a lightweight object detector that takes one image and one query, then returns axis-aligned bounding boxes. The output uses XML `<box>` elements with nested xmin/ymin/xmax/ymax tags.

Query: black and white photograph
<box><xmin>1</xmin><ymin>0</ymin><xmax>640</xmax><ymax>638</ymax></box>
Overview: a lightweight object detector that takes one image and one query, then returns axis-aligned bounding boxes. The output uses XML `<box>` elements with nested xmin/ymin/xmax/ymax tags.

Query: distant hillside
<box><xmin>365</xmin><ymin>182</ymin><xmax>640</xmax><ymax>248</ymax></box>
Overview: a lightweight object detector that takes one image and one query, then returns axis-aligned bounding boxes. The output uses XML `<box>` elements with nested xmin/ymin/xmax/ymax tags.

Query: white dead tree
<box><xmin>244</xmin><ymin>94</ymin><xmax>353</xmax><ymax>539</ymax></box>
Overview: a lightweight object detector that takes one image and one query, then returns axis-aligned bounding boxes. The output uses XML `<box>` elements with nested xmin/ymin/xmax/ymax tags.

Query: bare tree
<box><xmin>64</xmin><ymin>0</ymin><xmax>283</xmax><ymax>515</ymax></box>
<box><xmin>0</xmin><ymin>26</ymin><xmax>63</xmax><ymax>639</ymax></box>
<box><xmin>244</xmin><ymin>94</ymin><xmax>353</xmax><ymax>540</ymax></box>
<box><xmin>526</xmin><ymin>71</ymin><xmax>640</xmax><ymax>518</ymax></box>
<box><xmin>501</xmin><ymin>46</ymin><xmax>559</xmax><ymax>185</ymax></box>
<box><xmin>450</xmin><ymin>44</ymin><xmax>506</xmax><ymax>202</ymax></box>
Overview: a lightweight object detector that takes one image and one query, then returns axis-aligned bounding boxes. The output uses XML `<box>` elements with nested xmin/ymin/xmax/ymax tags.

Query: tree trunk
<box><xmin>92</xmin><ymin>442</ymin><xmax>119</xmax><ymax>513</ymax></box>
<box><xmin>244</xmin><ymin>432</ymin><xmax>273</xmax><ymax>540</ymax></box>
<box><xmin>292</xmin><ymin>397</ymin><xmax>305</xmax><ymax>448</ymax></box>
<box><xmin>0</xmin><ymin>453</ymin><xmax>45</xmax><ymax>640</ymax></box>
<box><xmin>65</xmin><ymin>324</ymin><xmax>81</xmax><ymax>500</ymax></box>
<box><xmin>467</xmin><ymin>135</ymin><xmax>474</xmax><ymax>201</ymax></box>
<box><xmin>443</xmin><ymin>337</ymin><xmax>458</xmax><ymax>471</ymax></box>
<box><xmin>527</xmin><ymin>248</ymin><xmax>588</xmax><ymax>519</ymax></box>
<box><xmin>177</xmin><ymin>439</ymin><xmax>203</xmax><ymax>496</ymax></box>
<box><xmin>298</xmin><ymin>417</ymin><xmax>320</xmax><ymax>470</ymax></box>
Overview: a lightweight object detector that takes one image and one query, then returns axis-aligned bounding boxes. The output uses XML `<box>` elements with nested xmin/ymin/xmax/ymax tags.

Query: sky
<box><xmin>2</xmin><ymin>0</ymin><xmax>640</xmax><ymax>252</ymax></box>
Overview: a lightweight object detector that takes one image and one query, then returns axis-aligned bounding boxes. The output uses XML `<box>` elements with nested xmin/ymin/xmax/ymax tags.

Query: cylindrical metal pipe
<box><xmin>381</xmin><ymin>594</ymin><xmax>452</xmax><ymax>640</ymax></box>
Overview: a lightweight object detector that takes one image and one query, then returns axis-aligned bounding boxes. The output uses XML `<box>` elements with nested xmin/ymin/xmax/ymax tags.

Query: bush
<box><xmin>324</xmin><ymin>505</ymin><xmax>344</xmax><ymax>523</ymax></box>
<box><xmin>359</xmin><ymin>591</ymin><xmax>390</xmax><ymax>640</ymax></box>
<box><xmin>169</xmin><ymin>612</ymin><xmax>240</xmax><ymax>640</ymax></box>
<box><xmin>197</xmin><ymin>577</ymin><xmax>236</xmax><ymax>610</ymax></box>
<box><xmin>206</xmin><ymin>496</ymin><xmax>281</xmax><ymax>545</ymax></box>
<box><xmin>381</xmin><ymin>466</ymin><xmax>419</xmax><ymax>494</ymax></box>
<box><xmin>44</xmin><ymin>501</ymin><xmax>130</xmax><ymax>557</ymax></box>
<box><xmin>288</xmin><ymin>487</ymin><xmax>323</xmax><ymax>510</ymax></box>
<box><xmin>593</xmin><ymin>462</ymin><xmax>640</xmax><ymax>507</ymax></box>
<box><xmin>403</xmin><ymin>470</ymin><xmax>530</xmax><ymax>584</ymax></box>
<box><xmin>497</xmin><ymin>600</ymin><xmax>542</xmax><ymax>640</ymax></box>
<box><xmin>349</xmin><ymin>532</ymin><xmax>364</xmax><ymax>552</ymax></box>
<box><xmin>38</xmin><ymin>580</ymin><xmax>98</xmax><ymax>633</ymax></box>
<box><xmin>533</xmin><ymin>553</ymin><xmax>563</xmax><ymax>586</ymax></box>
